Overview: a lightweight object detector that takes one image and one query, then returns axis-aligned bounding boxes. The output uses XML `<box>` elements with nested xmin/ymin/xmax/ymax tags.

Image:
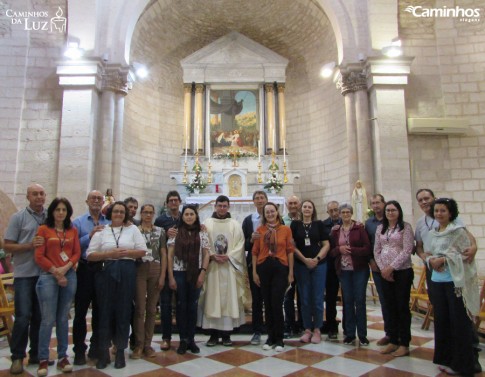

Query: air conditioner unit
<box><xmin>407</xmin><ymin>118</ymin><xmax>469</xmax><ymax>135</ymax></box>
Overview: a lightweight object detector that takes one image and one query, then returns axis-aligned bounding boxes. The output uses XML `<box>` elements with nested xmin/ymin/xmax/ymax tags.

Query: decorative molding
<box><xmin>277</xmin><ymin>83</ymin><xmax>285</xmax><ymax>93</ymax></box>
<box><xmin>101</xmin><ymin>67</ymin><xmax>130</xmax><ymax>94</ymax></box>
<box><xmin>195</xmin><ymin>83</ymin><xmax>205</xmax><ymax>94</ymax></box>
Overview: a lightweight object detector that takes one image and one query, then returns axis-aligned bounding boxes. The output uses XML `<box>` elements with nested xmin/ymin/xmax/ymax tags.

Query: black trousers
<box><xmin>324</xmin><ymin>257</ymin><xmax>340</xmax><ymax>332</ymax></box>
<box><xmin>381</xmin><ymin>268</ymin><xmax>413</xmax><ymax>347</ymax></box>
<box><xmin>247</xmin><ymin>266</ymin><xmax>264</xmax><ymax>333</ymax></box>
<box><xmin>257</xmin><ymin>258</ymin><xmax>288</xmax><ymax>344</ymax></box>
<box><xmin>73</xmin><ymin>260</ymin><xmax>99</xmax><ymax>355</ymax></box>
<box><xmin>431</xmin><ymin>280</ymin><xmax>477</xmax><ymax>375</ymax></box>
<box><xmin>95</xmin><ymin>260</ymin><xmax>136</xmax><ymax>350</ymax></box>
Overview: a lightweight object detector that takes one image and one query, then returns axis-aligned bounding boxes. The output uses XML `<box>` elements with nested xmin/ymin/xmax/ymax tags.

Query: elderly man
<box><xmin>72</xmin><ymin>190</ymin><xmax>110</xmax><ymax>365</ymax></box>
<box><xmin>199</xmin><ymin>195</ymin><xmax>248</xmax><ymax>346</ymax></box>
<box><xmin>282</xmin><ymin>195</ymin><xmax>303</xmax><ymax>338</ymax></box>
<box><xmin>242</xmin><ymin>190</ymin><xmax>268</xmax><ymax>345</ymax></box>
<box><xmin>4</xmin><ymin>184</ymin><xmax>47</xmax><ymax>374</ymax></box>
<box><xmin>321</xmin><ymin>200</ymin><xmax>342</xmax><ymax>339</ymax></box>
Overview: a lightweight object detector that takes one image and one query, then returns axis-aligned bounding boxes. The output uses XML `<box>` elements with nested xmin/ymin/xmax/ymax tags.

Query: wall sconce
<box><xmin>64</xmin><ymin>41</ymin><xmax>84</xmax><ymax>60</ymax></box>
<box><xmin>131</xmin><ymin>62</ymin><xmax>148</xmax><ymax>80</ymax></box>
<box><xmin>382</xmin><ymin>39</ymin><xmax>403</xmax><ymax>58</ymax></box>
<box><xmin>320</xmin><ymin>61</ymin><xmax>336</xmax><ymax>78</ymax></box>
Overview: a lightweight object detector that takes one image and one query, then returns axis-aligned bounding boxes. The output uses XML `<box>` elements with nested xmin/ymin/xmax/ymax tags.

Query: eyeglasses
<box><xmin>386</xmin><ymin>209</ymin><xmax>398</xmax><ymax>213</ymax></box>
<box><xmin>141</xmin><ymin>211</ymin><xmax>154</xmax><ymax>215</ymax></box>
<box><xmin>112</xmin><ymin>210</ymin><xmax>125</xmax><ymax>214</ymax></box>
<box><xmin>168</xmin><ymin>199</ymin><xmax>180</xmax><ymax>203</ymax></box>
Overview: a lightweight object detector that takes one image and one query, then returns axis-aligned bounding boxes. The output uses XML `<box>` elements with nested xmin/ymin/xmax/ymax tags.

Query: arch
<box><xmin>92</xmin><ymin>0</ymin><xmax>358</xmax><ymax>66</ymax></box>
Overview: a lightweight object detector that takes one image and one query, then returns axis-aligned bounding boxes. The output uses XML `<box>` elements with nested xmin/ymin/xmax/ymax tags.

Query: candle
<box><xmin>284</xmin><ymin>141</ymin><xmax>286</xmax><ymax>162</ymax></box>
<box><xmin>185</xmin><ymin>139</ymin><xmax>188</xmax><ymax>161</ymax></box>
<box><xmin>258</xmin><ymin>140</ymin><xmax>261</xmax><ymax>162</ymax></box>
<box><xmin>273</xmin><ymin>130</ymin><xmax>276</xmax><ymax>151</ymax></box>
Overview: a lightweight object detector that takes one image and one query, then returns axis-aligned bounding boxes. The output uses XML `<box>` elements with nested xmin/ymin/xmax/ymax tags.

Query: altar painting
<box><xmin>210</xmin><ymin>89</ymin><xmax>259</xmax><ymax>155</ymax></box>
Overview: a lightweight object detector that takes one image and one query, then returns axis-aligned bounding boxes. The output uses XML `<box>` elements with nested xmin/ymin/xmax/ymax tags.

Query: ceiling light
<box><xmin>382</xmin><ymin>40</ymin><xmax>403</xmax><ymax>58</ymax></box>
<box><xmin>320</xmin><ymin>62</ymin><xmax>336</xmax><ymax>78</ymax></box>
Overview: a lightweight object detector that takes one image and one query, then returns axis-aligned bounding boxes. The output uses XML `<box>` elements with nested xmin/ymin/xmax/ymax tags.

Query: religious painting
<box><xmin>209</xmin><ymin>89</ymin><xmax>259</xmax><ymax>156</ymax></box>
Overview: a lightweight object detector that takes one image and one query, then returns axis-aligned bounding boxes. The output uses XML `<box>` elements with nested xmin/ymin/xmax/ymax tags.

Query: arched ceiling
<box><xmin>131</xmin><ymin>0</ymin><xmax>337</xmax><ymax>94</ymax></box>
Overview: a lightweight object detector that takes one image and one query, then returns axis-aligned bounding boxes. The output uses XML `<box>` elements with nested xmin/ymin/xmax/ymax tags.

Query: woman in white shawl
<box><xmin>424</xmin><ymin>198</ymin><xmax>480</xmax><ymax>376</ymax></box>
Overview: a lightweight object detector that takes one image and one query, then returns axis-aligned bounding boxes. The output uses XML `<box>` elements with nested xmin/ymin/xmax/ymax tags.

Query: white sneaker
<box><xmin>274</xmin><ymin>345</ymin><xmax>284</xmax><ymax>352</ymax></box>
<box><xmin>262</xmin><ymin>343</ymin><xmax>272</xmax><ymax>350</ymax></box>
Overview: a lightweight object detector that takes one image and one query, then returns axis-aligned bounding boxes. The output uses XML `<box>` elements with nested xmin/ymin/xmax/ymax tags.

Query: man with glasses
<box><xmin>155</xmin><ymin>191</ymin><xmax>182</xmax><ymax>350</ymax></box>
<box><xmin>72</xmin><ymin>190</ymin><xmax>110</xmax><ymax>365</ymax></box>
<box><xmin>199</xmin><ymin>195</ymin><xmax>247</xmax><ymax>347</ymax></box>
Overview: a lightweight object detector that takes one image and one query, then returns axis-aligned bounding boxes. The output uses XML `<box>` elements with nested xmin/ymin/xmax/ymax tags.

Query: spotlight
<box><xmin>382</xmin><ymin>40</ymin><xmax>403</xmax><ymax>58</ymax></box>
<box><xmin>320</xmin><ymin>62</ymin><xmax>336</xmax><ymax>78</ymax></box>
<box><xmin>131</xmin><ymin>62</ymin><xmax>148</xmax><ymax>80</ymax></box>
<box><xmin>64</xmin><ymin>42</ymin><xmax>84</xmax><ymax>60</ymax></box>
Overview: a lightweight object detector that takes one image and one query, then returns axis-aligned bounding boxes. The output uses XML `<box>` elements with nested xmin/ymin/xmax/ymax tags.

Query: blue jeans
<box><xmin>36</xmin><ymin>269</ymin><xmax>77</xmax><ymax>360</ymax></box>
<box><xmin>10</xmin><ymin>276</ymin><xmax>41</xmax><ymax>361</ymax></box>
<box><xmin>294</xmin><ymin>262</ymin><xmax>327</xmax><ymax>330</ymax></box>
<box><xmin>174</xmin><ymin>271</ymin><xmax>201</xmax><ymax>342</ymax></box>
<box><xmin>339</xmin><ymin>269</ymin><xmax>369</xmax><ymax>339</ymax></box>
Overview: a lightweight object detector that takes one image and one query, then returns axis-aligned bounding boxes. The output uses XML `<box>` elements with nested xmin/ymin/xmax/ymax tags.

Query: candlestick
<box><xmin>283</xmin><ymin>141</ymin><xmax>286</xmax><ymax>162</ymax></box>
<box><xmin>257</xmin><ymin>161</ymin><xmax>262</xmax><ymax>183</ymax></box>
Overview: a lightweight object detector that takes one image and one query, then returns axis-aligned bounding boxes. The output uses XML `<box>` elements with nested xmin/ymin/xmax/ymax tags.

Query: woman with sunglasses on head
<box><xmin>167</xmin><ymin>205</ymin><xmax>210</xmax><ymax>355</ymax></box>
<box><xmin>35</xmin><ymin>197</ymin><xmax>80</xmax><ymax>377</ymax></box>
<box><xmin>252</xmin><ymin>202</ymin><xmax>294</xmax><ymax>352</ymax></box>
<box><xmin>374</xmin><ymin>200</ymin><xmax>414</xmax><ymax>357</ymax></box>
<box><xmin>130</xmin><ymin>204</ymin><xmax>167</xmax><ymax>360</ymax></box>
<box><xmin>87</xmin><ymin>201</ymin><xmax>148</xmax><ymax>370</ymax></box>
<box><xmin>424</xmin><ymin>198</ymin><xmax>480</xmax><ymax>376</ymax></box>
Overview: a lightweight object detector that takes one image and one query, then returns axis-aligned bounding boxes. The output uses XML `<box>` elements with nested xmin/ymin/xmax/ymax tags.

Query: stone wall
<box><xmin>0</xmin><ymin>0</ymin><xmax>65</xmax><ymax>207</ymax></box>
<box><xmin>400</xmin><ymin>0</ymin><xmax>485</xmax><ymax>265</ymax></box>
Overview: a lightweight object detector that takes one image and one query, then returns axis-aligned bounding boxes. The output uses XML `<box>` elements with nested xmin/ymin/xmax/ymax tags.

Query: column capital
<box><xmin>194</xmin><ymin>83</ymin><xmax>205</xmax><ymax>94</ymax></box>
<box><xmin>184</xmin><ymin>83</ymin><xmax>193</xmax><ymax>93</ymax></box>
<box><xmin>336</xmin><ymin>69</ymin><xmax>367</xmax><ymax>95</ymax></box>
<box><xmin>264</xmin><ymin>83</ymin><xmax>274</xmax><ymax>93</ymax></box>
<box><xmin>276</xmin><ymin>83</ymin><xmax>285</xmax><ymax>93</ymax></box>
<box><xmin>101</xmin><ymin>66</ymin><xmax>130</xmax><ymax>95</ymax></box>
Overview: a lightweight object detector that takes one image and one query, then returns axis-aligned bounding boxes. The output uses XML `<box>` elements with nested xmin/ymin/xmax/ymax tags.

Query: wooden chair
<box><xmin>0</xmin><ymin>273</ymin><xmax>15</xmax><ymax>344</ymax></box>
<box><xmin>409</xmin><ymin>264</ymin><xmax>433</xmax><ymax>330</ymax></box>
<box><xmin>367</xmin><ymin>270</ymin><xmax>379</xmax><ymax>304</ymax></box>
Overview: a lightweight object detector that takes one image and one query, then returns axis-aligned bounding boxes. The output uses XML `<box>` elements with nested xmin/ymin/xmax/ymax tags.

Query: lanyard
<box><xmin>386</xmin><ymin>225</ymin><xmax>397</xmax><ymax>242</ymax></box>
<box><xmin>29</xmin><ymin>210</ymin><xmax>45</xmax><ymax>226</ymax></box>
<box><xmin>303</xmin><ymin>222</ymin><xmax>312</xmax><ymax>238</ymax></box>
<box><xmin>56</xmin><ymin>229</ymin><xmax>66</xmax><ymax>251</ymax></box>
<box><xmin>111</xmin><ymin>226</ymin><xmax>123</xmax><ymax>248</ymax></box>
<box><xmin>424</xmin><ymin>216</ymin><xmax>435</xmax><ymax>231</ymax></box>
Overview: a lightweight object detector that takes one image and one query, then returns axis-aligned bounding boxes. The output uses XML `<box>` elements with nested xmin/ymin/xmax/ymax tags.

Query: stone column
<box><xmin>337</xmin><ymin>69</ymin><xmax>373</xmax><ymax>194</ymax></box>
<box><xmin>277</xmin><ymin>83</ymin><xmax>286</xmax><ymax>150</ymax></box>
<box><xmin>367</xmin><ymin>57</ymin><xmax>413</xmax><ymax>216</ymax></box>
<box><xmin>56</xmin><ymin>61</ymin><xmax>102</xmax><ymax>214</ymax></box>
<box><xmin>97</xmin><ymin>67</ymin><xmax>129</xmax><ymax>196</ymax></box>
<box><xmin>194</xmin><ymin>84</ymin><xmax>205</xmax><ymax>153</ymax></box>
<box><xmin>265</xmin><ymin>83</ymin><xmax>276</xmax><ymax>152</ymax></box>
<box><xmin>183</xmin><ymin>83</ymin><xmax>192</xmax><ymax>153</ymax></box>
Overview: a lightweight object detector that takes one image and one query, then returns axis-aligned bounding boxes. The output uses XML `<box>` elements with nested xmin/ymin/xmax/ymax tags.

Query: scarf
<box><xmin>425</xmin><ymin>221</ymin><xmax>479</xmax><ymax>317</ymax></box>
<box><xmin>174</xmin><ymin>224</ymin><xmax>201</xmax><ymax>286</ymax></box>
<box><xmin>264</xmin><ymin>223</ymin><xmax>280</xmax><ymax>256</ymax></box>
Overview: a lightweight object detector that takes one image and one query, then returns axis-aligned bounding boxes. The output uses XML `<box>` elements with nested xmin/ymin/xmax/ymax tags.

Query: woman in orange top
<box><xmin>252</xmin><ymin>202</ymin><xmax>294</xmax><ymax>352</ymax></box>
<box><xmin>35</xmin><ymin>197</ymin><xmax>81</xmax><ymax>377</ymax></box>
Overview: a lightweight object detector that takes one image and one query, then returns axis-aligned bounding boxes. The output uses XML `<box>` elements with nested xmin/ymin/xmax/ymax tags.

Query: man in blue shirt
<box><xmin>72</xmin><ymin>190</ymin><xmax>110</xmax><ymax>365</ymax></box>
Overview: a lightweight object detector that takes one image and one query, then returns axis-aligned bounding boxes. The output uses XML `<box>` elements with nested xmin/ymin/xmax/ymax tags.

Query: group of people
<box><xmin>3</xmin><ymin>183</ymin><xmax>482</xmax><ymax>377</ymax></box>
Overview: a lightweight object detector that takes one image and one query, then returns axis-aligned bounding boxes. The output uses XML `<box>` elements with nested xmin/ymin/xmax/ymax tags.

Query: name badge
<box><xmin>305</xmin><ymin>238</ymin><xmax>311</xmax><ymax>246</ymax></box>
<box><xmin>60</xmin><ymin>251</ymin><xmax>69</xmax><ymax>262</ymax></box>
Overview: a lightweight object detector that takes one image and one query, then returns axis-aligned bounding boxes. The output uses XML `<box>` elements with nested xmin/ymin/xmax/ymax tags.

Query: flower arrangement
<box><xmin>264</xmin><ymin>171</ymin><xmax>283</xmax><ymax>193</ymax></box>
<box><xmin>212</xmin><ymin>150</ymin><xmax>258</xmax><ymax>160</ymax></box>
<box><xmin>186</xmin><ymin>164</ymin><xmax>207</xmax><ymax>194</ymax></box>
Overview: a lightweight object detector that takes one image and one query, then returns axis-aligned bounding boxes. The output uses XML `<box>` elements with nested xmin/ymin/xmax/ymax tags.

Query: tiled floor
<box><xmin>1</xmin><ymin>303</ymin><xmax>484</xmax><ymax>376</ymax></box>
